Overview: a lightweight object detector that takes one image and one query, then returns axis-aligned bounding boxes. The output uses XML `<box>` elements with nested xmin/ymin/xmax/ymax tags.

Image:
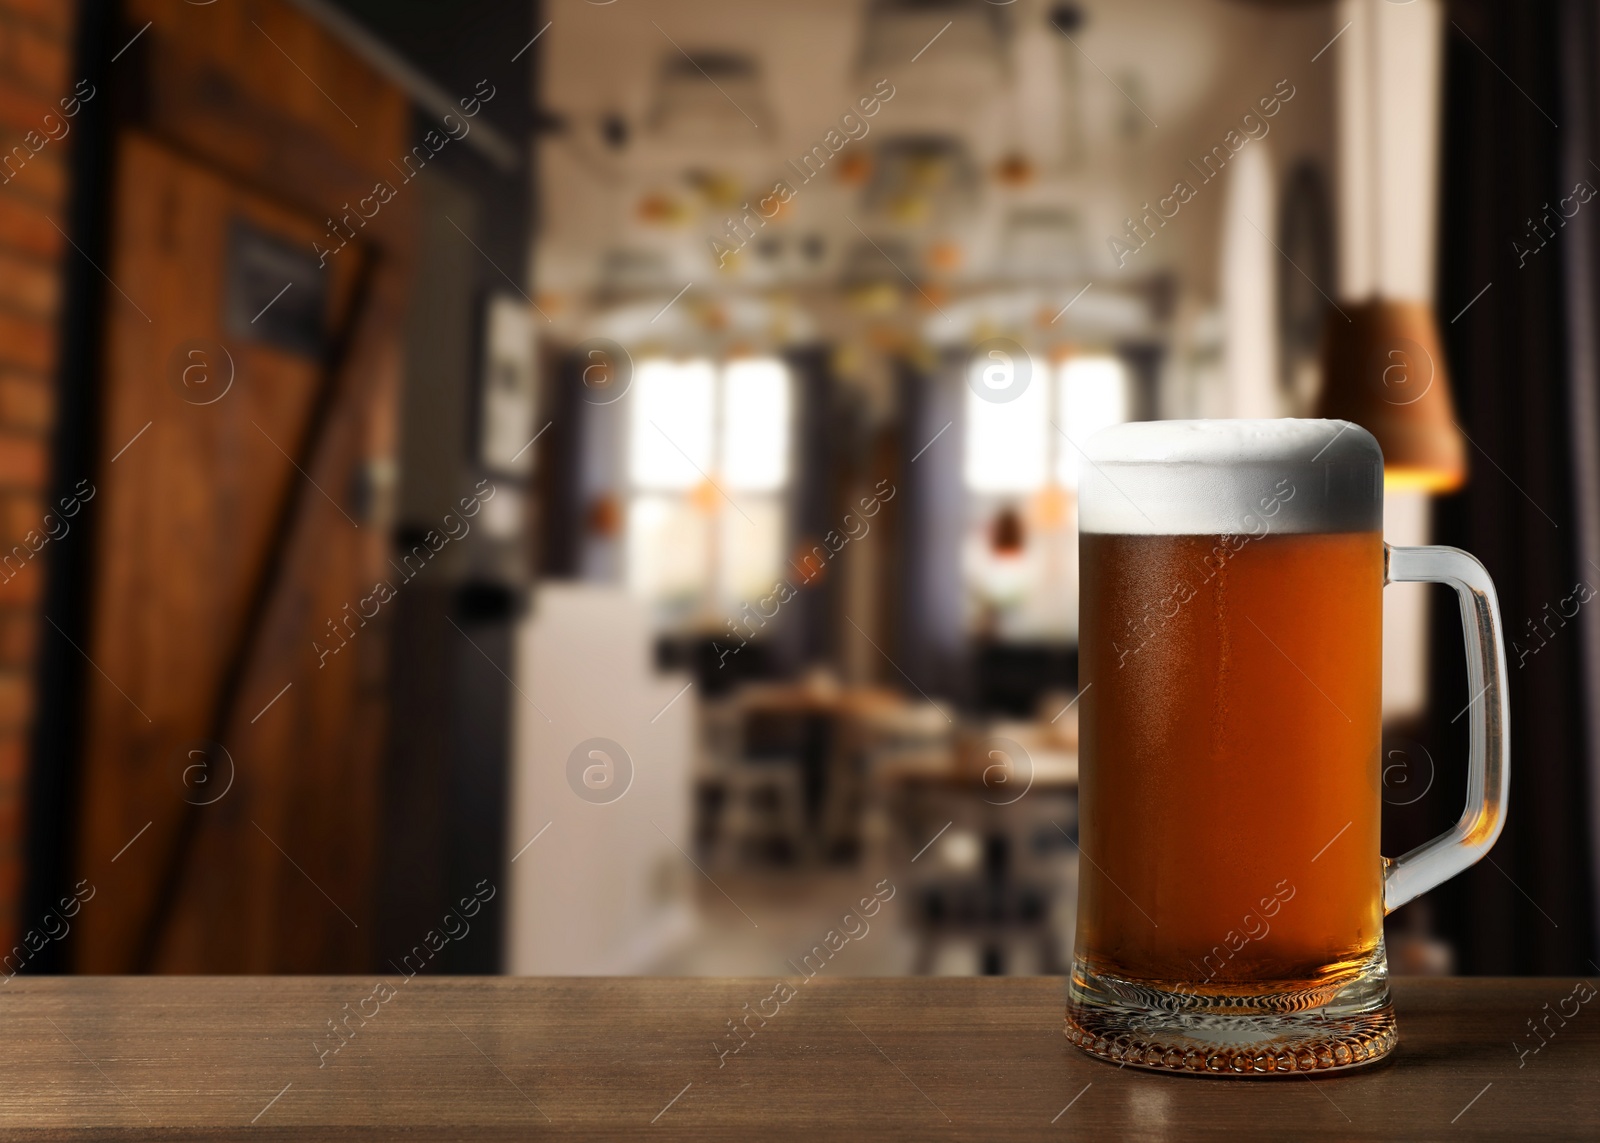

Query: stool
<box><xmin>715</xmin><ymin>760</ymin><xmax>808</xmax><ymax>868</ymax></box>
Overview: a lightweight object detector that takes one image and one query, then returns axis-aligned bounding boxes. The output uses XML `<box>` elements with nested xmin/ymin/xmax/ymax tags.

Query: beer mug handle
<box><xmin>1381</xmin><ymin>544</ymin><xmax>1511</xmax><ymax>913</ymax></box>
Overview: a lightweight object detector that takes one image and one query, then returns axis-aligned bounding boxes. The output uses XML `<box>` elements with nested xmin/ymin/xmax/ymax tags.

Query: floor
<box><xmin>646</xmin><ymin>858</ymin><xmax>1080</xmax><ymax>978</ymax></box>
<box><xmin>645</xmin><ymin>869</ymin><xmax>920</xmax><ymax>977</ymax></box>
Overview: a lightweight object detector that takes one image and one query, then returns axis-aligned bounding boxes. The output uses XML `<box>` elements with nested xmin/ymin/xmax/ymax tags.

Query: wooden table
<box><xmin>2</xmin><ymin>976</ymin><xmax>1593</xmax><ymax>1139</ymax></box>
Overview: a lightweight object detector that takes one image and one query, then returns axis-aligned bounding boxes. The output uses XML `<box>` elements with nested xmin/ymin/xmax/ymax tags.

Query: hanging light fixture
<box><xmin>861</xmin><ymin>135</ymin><xmax>980</xmax><ymax>226</ymax></box>
<box><xmin>858</xmin><ymin>0</ymin><xmax>1007</xmax><ymax>84</ymax></box>
<box><xmin>1316</xmin><ymin>299</ymin><xmax>1465</xmax><ymax>492</ymax></box>
<box><xmin>1312</xmin><ymin>0</ymin><xmax>1465</xmax><ymax>492</ymax></box>
<box><xmin>1047</xmin><ymin>3</ymin><xmax>1087</xmax><ymax>170</ymax></box>
<box><xmin>990</xmin><ymin>505</ymin><xmax>1025</xmax><ymax>556</ymax></box>
<box><xmin>646</xmin><ymin>51</ymin><xmax>771</xmax><ymax>145</ymax></box>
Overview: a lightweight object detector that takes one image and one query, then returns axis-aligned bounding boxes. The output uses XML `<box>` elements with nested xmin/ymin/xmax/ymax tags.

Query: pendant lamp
<box><xmin>1312</xmin><ymin>0</ymin><xmax>1466</xmax><ymax>493</ymax></box>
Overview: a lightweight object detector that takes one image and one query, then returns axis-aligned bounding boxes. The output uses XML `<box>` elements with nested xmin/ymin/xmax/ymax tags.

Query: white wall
<box><xmin>506</xmin><ymin>584</ymin><xmax>696</xmax><ymax>974</ymax></box>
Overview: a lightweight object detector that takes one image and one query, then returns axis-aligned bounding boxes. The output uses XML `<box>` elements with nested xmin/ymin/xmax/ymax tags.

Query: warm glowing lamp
<box><xmin>989</xmin><ymin>506</ymin><xmax>1025</xmax><ymax>556</ymax></box>
<box><xmin>1314</xmin><ymin>299</ymin><xmax>1466</xmax><ymax>494</ymax></box>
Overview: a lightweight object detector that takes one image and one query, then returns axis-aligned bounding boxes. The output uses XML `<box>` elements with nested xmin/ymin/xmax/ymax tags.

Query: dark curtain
<box><xmin>891</xmin><ymin>354</ymin><xmax>969</xmax><ymax>703</ymax></box>
<box><xmin>773</xmin><ymin>346</ymin><xmax>847</xmax><ymax>673</ymax></box>
<box><xmin>1418</xmin><ymin>0</ymin><xmax>1599</xmax><ymax>972</ymax></box>
<box><xmin>535</xmin><ymin>349</ymin><xmax>589</xmax><ymax>579</ymax></box>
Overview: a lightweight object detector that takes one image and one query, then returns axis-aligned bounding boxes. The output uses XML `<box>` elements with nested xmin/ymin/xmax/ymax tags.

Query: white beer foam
<box><xmin>1078</xmin><ymin>419</ymin><xmax>1383</xmax><ymax>535</ymax></box>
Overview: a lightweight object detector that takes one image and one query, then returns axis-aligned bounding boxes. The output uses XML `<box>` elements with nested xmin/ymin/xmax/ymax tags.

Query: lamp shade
<box><xmin>1314</xmin><ymin>298</ymin><xmax>1466</xmax><ymax>493</ymax></box>
<box><xmin>646</xmin><ymin>51</ymin><xmax>771</xmax><ymax>145</ymax></box>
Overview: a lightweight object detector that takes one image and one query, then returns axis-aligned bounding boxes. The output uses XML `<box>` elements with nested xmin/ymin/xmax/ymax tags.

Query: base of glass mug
<box><xmin>1064</xmin><ymin>956</ymin><xmax>1397</xmax><ymax>1077</ymax></box>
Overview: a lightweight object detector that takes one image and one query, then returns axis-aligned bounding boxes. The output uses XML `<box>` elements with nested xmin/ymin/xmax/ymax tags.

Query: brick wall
<box><xmin>0</xmin><ymin>0</ymin><xmax>77</xmax><ymax>953</ymax></box>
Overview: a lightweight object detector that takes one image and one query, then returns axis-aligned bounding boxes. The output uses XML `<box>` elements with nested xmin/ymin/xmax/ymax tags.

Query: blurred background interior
<box><xmin>3</xmin><ymin>0</ymin><xmax>1597</xmax><ymax>979</ymax></box>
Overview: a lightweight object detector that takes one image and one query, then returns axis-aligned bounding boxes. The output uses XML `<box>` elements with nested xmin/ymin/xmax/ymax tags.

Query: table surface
<box><xmin>1</xmin><ymin>975</ymin><xmax>1594</xmax><ymax>1139</ymax></box>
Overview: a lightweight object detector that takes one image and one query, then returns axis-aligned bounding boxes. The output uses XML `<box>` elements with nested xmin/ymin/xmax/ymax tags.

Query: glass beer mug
<box><xmin>1066</xmin><ymin>419</ymin><xmax>1509</xmax><ymax>1075</ymax></box>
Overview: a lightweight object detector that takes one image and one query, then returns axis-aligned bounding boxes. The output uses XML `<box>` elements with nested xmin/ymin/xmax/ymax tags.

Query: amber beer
<box><xmin>1076</xmin><ymin>528</ymin><xmax>1383</xmax><ymax>993</ymax></box>
<box><xmin>1067</xmin><ymin>419</ymin><xmax>1511</xmax><ymax>1076</ymax></box>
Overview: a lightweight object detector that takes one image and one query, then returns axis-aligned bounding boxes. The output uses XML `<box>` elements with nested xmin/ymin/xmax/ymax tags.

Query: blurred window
<box><xmin>963</xmin><ymin>352</ymin><xmax>1129</xmax><ymax>642</ymax></box>
<box><xmin>964</xmin><ymin>353</ymin><xmax>1049</xmax><ymax>493</ymax></box>
<box><xmin>629</xmin><ymin>359</ymin><xmax>716</xmax><ymax>489</ymax></box>
<box><xmin>626</xmin><ymin>494</ymin><xmax>713</xmax><ymax>608</ymax></box>
<box><xmin>1056</xmin><ymin>355</ymin><xmax>1131</xmax><ymax>488</ymax></box>
<box><xmin>963</xmin><ymin>351</ymin><xmax>1129</xmax><ymax>492</ymax></box>
<box><xmin>721</xmin><ymin>357</ymin><xmax>791</xmax><ymax>491</ymax></box>
<box><xmin>627</xmin><ymin>356</ymin><xmax>792</xmax><ymax>625</ymax></box>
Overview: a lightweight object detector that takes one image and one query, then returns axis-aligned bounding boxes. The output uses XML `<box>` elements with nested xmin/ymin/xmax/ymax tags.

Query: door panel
<box><xmin>74</xmin><ymin>131</ymin><xmax>397</xmax><ymax>971</ymax></box>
